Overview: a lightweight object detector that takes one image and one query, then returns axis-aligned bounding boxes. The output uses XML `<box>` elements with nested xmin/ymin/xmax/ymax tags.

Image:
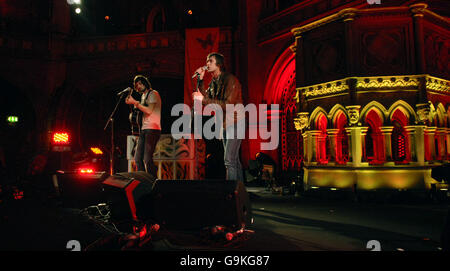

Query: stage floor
<box><xmin>0</xmin><ymin>186</ymin><xmax>448</xmax><ymax>251</ymax></box>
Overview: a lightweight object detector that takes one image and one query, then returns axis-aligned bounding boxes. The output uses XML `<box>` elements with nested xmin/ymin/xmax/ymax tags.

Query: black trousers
<box><xmin>135</xmin><ymin>129</ymin><xmax>161</xmax><ymax>177</ymax></box>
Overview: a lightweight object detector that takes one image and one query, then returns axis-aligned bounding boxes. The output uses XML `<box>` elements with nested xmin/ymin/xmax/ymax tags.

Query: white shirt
<box><xmin>141</xmin><ymin>89</ymin><xmax>161</xmax><ymax>130</ymax></box>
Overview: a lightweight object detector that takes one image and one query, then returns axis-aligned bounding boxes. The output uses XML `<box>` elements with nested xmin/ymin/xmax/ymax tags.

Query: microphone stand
<box><xmin>192</xmin><ymin>75</ymin><xmax>202</xmax><ymax>179</ymax></box>
<box><xmin>104</xmin><ymin>92</ymin><xmax>126</xmax><ymax>175</ymax></box>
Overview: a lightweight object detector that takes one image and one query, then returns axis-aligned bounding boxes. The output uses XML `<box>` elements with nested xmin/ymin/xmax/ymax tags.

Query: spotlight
<box><xmin>67</xmin><ymin>0</ymin><xmax>81</xmax><ymax>4</ymax></box>
<box><xmin>75</xmin><ymin>8</ymin><xmax>81</xmax><ymax>14</ymax></box>
<box><xmin>105</xmin><ymin>15</ymin><xmax>110</xmax><ymax>21</ymax></box>
<box><xmin>187</xmin><ymin>10</ymin><xmax>193</xmax><ymax>15</ymax></box>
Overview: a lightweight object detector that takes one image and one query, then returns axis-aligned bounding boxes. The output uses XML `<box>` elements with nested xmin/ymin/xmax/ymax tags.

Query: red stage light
<box><xmin>53</xmin><ymin>132</ymin><xmax>70</xmax><ymax>144</ymax></box>
<box><xmin>90</xmin><ymin>147</ymin><xmax>103</xmax><ymax>155</ymax></box>
<box><xmin>79</xmin><ymin>168</ymin><xmax>95</xmax><ymax>174</ymax></box>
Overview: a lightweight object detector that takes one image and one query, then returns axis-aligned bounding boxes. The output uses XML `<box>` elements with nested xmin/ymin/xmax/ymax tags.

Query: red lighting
<box><xmin>53</xmin><ymin>132</ymin><xmax>70</xmax><ymax>144</ymax></box>
<box><xmin>79</xmin><ymin>168</ymin><xmax>95</xmax><ymax>174</ymax></box>
<box><xmin>90</xmin><ymin>147</ymin><xmax>103</xmax><ymax>155</ymax></box>
<box><xmin>105</xmin><ymin>15</ymin><xmax>110</xmax><ymax>20</ymax></box>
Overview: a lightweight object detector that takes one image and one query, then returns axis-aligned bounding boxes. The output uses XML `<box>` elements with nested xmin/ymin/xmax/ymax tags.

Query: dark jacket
<box><xmin>199</xmin><ymin>71</ymin><xmax>244</xmax><ymax>128</ymax></box>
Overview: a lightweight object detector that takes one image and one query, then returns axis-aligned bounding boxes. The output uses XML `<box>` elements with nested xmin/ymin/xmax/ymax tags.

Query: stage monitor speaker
<box><xmin>102</xmin><ymin>171</ymin><xmax>156</xmax><ymax>222</ymax></box>
<box><xmin>56</xmin><ymin>171</ymin><xmax>108</xmax><ymax>208</ymax></box>
<box><xmin>150</xmin><ymin>179</ymin><xmax>253</xmax><ymax>231</ymax></box>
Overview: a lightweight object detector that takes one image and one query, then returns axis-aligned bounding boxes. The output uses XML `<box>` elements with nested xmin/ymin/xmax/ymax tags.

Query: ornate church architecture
<box><xmin>291</xmin><ymin>4</ymin><xmax>449</xmax><ymax>192</ymax></box>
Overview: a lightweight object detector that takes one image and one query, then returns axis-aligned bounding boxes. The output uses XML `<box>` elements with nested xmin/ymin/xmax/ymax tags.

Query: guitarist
<box><xmin>125</xmin><ymin>75</ymin><xmax>161</xmax><ymax>176</ymax></box>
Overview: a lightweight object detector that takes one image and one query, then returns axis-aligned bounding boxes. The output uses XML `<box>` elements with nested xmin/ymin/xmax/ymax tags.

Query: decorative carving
<box><xmin>355</xmin><ymin>76</ymin><xmax>420</xmax><ymax>89</ymax></box>
<box><xmin>415</xmin><ymin>103</ymin><xmax>430</xmax><ymax>124</ymax></box>
<box><xmin>301</xmin><ymin>79</ymin><xmax>349</xmax><ymax>98</ymax></box>
<box><xmin>426</xmin><ymin>76</ymin><xmax>450</xmax><ymax>94</ymax></box>
<box><xmin>294</xmin><ymin>112</ymin><xmax>309</xmax><ymax>131</ymax></box>
<box><xmin>345</xmin><ymin>105</ymin><xmax>361</xmax><ymax>126</ymax></box>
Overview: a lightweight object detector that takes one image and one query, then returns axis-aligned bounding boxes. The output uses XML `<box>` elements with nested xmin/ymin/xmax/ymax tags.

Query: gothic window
<box><xmin>364</xmin><ymin>110</ymin><xmax>384</xmax><ymax>164</ymax></box>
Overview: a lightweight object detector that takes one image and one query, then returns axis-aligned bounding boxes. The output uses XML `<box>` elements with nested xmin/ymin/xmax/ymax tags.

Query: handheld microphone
<box><xmin>192</xmin><ymin>66</ymin><xmax>208</xmax><ymax>78</ymax></box>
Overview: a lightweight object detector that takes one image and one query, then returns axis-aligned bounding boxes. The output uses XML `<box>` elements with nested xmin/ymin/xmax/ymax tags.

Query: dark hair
<box><xmin>207</xmin><ymin>52</ymin><xmax>226</xmax><ymax>72</ymax></box>
<box><xmin>133</xmin><ymin>75</ymin><xmax>151</xmax><ymax>90</ymax></box>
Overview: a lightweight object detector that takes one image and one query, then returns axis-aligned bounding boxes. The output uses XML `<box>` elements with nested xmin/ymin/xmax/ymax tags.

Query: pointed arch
<box><xmin>262</xmin><ymin>45</ymin><xmax>299</xmax><ymax>170</ymax></box>
<box><xmin>387</xmin><ymin>100</ymin><xmax>416</xmax><ymax>125</ymax></box>
<box><xmin>309</xmin><ymin>107</ymin><xmax>328</xmax><ymax>130</ymax></box>
<box><xmin>263</xmin><ymin>46</ymin><xmax>295</xmax><ymax>105</ymax></box>
<box><xmin>360</xmin><ymin>101</ymin><xmax>387</xmax><ymax>125</ymax></box>
<box><xmin>328</xmin><ymin>104</ymin><xmax>348</xmax><ymax>127</ymax></box>
<box><xmin>364</xmin><ymin>109</ymin><xmax>385</xmax><ymax>163</ymax></box>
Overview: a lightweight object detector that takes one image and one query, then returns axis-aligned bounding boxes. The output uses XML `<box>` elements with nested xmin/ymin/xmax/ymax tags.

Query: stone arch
<box><xmin>364</xmin><ymin>108</ymin><xmax>385</xmax><ymax>163</ymax></box>
<box><xmin>387</xmin><ymin>100</ymin><xmax>416</xmax><ymax>125</ymax></box>
<box><xmin>309</xmin><ymin>107</ymin><xmax>328</xmax><ymax>130</ymax></box>
<box><xmin>328</xmin><ymin>104</ymin><xmax>348</xmax><ymax>128</ymax></box>
<box><xmin>261</xmin><ymin>45</ymin><xmax>298</xmax><ymax>170</ymax></box>
<box><xmin>360</xmin><ymin>101</ymin><xmax>387</xmax><ymax>126</ymax></box>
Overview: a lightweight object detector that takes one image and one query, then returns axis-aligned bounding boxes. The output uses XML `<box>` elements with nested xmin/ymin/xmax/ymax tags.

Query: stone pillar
<box><xmin>404</xmin><ymin>126</ymin><xmax>417</xmax><ymax>162</ymax></box>
<box><xmin>424</xmin><ymin>127</ymin><xmax>437</xmax><ymax>161</ymax></box>
<box><xmin>412</xmin><ymin>125</ymin><xmax>426</xmax><ymax>165</ymax></box>
<box><xmin>380</xmin><ymin>126</ymin><xmax>394</xmax><ymax>162</ymax></box>
<box><xmin>308</xmin><ymin>130</ymin><xmax>322</xmax><ymax>163</ymax></box>
<box><xmin>410</xmin><ymin>4</ymin><xmax>427</xmax><ymax>74</ymax></box>
<box><xmin>317</xmin><ymin>132</ymin><xmax>328</xmax><ymax>164</ymax></box>
<box><xmin>303</xmin><ymin>132</ymin><xmax>310</xmax><ymax>163</ymax></box>
<box><xmin>345</xmin><ymin>127</ymin><xmax>368</xmax><ymax>167</ymax></box>
<box><xmin>327</xmin><ymin>129</ymin><xmax>339</xmax><ymax>162</ymax></box>
<box><xmin>435</xmin><ymin>128</ymin><xmax>447</xmax><ymax>161</ymax></box>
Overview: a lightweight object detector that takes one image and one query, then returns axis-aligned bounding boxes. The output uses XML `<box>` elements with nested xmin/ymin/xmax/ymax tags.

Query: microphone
<box><xmin>116</xmin><ymin>87</ymin><xmax>132</xmax><ymax>96</ymax></box>
<box><xmin>192</xmin><ymin>66</ymin><xmax>207</xmax><ymax>78</ymax></box>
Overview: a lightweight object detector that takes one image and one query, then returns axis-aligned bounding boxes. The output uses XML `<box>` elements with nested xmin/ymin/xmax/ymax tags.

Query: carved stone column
<box><xmin>327</xmin><ymin>129</ymin><xmax>339</xmax><ymax>162</ymax></box>
<box><xmin>410</xmin><ymin>3</ymin><xmax>427</xmax><ymax>74</ymax></box>
<box><xmin>345</xmin><ymin>127</ymin><xmax>368</xmax><ymax>167</ymax></box>
<box><xmin>435</xmin><ymin>128</ymin><xmax>447</xmax><ymax>161</ymax></box>
<box><xmin>424</xmin><ymin>127</ymin><xmax>437</xmax><ymax>161</ymax></box>
<box><xmin>404</xmin><ymin>126</ymin><xmax>417</xmax><ymax>162</ymax></box>
<box><xmin>380</xmin><ymin>126</ymin><xmax>394</xmax><ymax>162</ymax></box>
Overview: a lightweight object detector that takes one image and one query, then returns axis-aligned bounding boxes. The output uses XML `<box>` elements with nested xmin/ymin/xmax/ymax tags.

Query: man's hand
<box><xmin>125</xmin><ymin>96</ymin><xmax>138</xmax><ymax>106</ymax></box>
<box><xmin>192</xmin><ymin>91</ymin><xmax>204</xmax><ymax>101</ymax></box>
<box><xmin>194</xmin><ymin>66</ymin><xmax>206</xmax><ymax>80</ymax></box>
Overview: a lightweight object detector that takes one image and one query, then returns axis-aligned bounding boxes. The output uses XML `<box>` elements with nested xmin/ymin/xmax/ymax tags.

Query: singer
<box><xmin>125</xmin><ymin>75</ymin><xmax>161</xmax><ymax>176</ymax></box>
<box><xmin>192</xmin><ymin>52</ymin><xmax>245</xmax><ymax>181</ymax></box>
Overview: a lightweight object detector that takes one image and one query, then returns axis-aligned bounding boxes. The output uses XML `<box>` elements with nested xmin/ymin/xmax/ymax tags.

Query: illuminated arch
<box><xmin>361</xmin><ymin>101</ymin><xmax>387</xmax><ymax>126</ymax></box>
<box><xmin>263</xmin><ymin>46</ymin><xmax>295</xmax><ymax>105</ymax></box>
<box><xmin>262</xmin><ymin>45</ymin><xmax>298</xmax><ymax>169</ymax></box>
<box><xmin>328</xmin><ymin>104</ymin><xmax>348</xmax><ymax>127</ymax></box>
<box><xmin>364</xmin><ymin>109</ymin><xmax>385</xmax><ymax>163</ymax></box>
<box><xmin>309</xmin><ymin>107</ymin><xmax>328</xmax><ymax>130</ymax></box>
<box><xmin>387</xmin><ymin>100</ymin><xmax>416</xmax><ymax>124</ymax></box>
